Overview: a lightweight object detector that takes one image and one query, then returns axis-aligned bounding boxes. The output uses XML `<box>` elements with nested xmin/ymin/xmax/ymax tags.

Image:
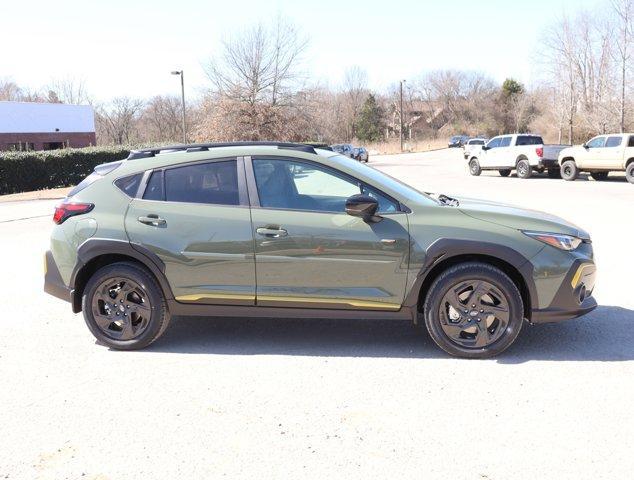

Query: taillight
<box><xmin>53</xmin><ymin>202</ymin><xmax>94</xmax><ymax>224</ymax></box>
<box><xmin>536</xmin><ymin>147</ymin><xmax>543</xmax><ymax>158</ymax></box>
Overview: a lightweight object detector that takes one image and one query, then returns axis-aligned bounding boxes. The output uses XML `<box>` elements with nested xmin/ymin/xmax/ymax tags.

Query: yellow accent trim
<box><xmin>257</xmin><ymin>295</ymin><xmax>401</xmax><ymax>310</ymax></box>
<box><xmin>176</xmin><ymin>293</ymin><xmax>255</xmax><ymax>302</ymax></box>
<box><xmin>176</xmin><ymin>293</ymin><xmax>401</xmax><ymax>310</ymax></box>
<box><xmin>571</xmin><ymin>263</ymin><xmax>594</xmax><ymax>288</ymax></box>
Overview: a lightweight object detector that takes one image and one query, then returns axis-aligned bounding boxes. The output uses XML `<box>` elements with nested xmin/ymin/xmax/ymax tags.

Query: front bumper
<box><xmin>44</xmin><ymin>250</ymin><xmax>72</xmax><ymax>303</ymax></box>
<box><xmin>531</xmin><ymin>259</ymin><xmax>597</xmax><ymax>323</ymax></box>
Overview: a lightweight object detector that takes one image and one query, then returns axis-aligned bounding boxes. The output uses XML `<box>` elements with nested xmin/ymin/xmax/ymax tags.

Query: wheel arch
<box><xmin>625</xmin><ymin>157</ymin><xmax>634</xmax><ymax>167</ymax></box>
<box><xmin>71</xmin><ymin>239</ymin><xmax>174</xmax><ymax>313</ymax></box>
<box><xmin>407</xmin><ymin>239</ymin><xmax>536</xmax><ymax>321</ymax></box>
<box><xmin>515</xmin><ymin>154</ymin><xmax>528</xmax><ymax>166</ymax></box>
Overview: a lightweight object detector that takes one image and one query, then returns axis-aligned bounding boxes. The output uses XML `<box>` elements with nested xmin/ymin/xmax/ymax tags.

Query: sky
<box><xmin>0</xmin><ymin>0</ymin><xmax>603</xmax><ymax>103</ymax></box>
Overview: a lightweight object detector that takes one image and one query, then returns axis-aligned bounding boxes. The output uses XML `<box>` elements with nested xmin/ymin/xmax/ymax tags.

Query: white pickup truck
<box><xmin>467</xmin><ymin>134</ymin><xmax>568</xmax><ymax>179</ymax></box>
<box><xmin>558</xmin><ymin>133</ymin><xmax>634</xmax><ymax>183</ymax></box>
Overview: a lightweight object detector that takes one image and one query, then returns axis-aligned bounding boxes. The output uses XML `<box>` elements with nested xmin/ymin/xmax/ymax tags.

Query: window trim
<box><xmin>244</xmin><ymin>155</ymin><xmax>406</xmax><ymax>215</ymax></box>
<box><xmin>136</xmin><ymin>156</ymin><xmax>249</xmax><ymax>207</ymax></box>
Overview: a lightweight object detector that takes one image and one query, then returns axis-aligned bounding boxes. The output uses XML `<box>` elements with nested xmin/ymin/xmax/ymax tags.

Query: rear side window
<box><xmin>499</xmin><ymin>137</ymin><xmax>512</xmax><ymax>147</ymax></box>
<box><xmin>114</xmin><ymin>173</ymin><xmax>142</xmax><ymax>197</ymax></box>
<box><xmin>629</xmin><ymin>136</ymin><xmax>634</xmax><ymax>147</ymax></box>
<box><xmin>164</xmin><ymin>160</ymin><xmax>239</xmax><ymax>205</ymax></box>
<box><xmin>605</xmin><ymin>136</ymin><xmax>622</xmax><ymax>147</ymax></box>
<box><xmin>143</xmin><ymin>171</ymin><xmax>164</xmax><ymax>201</ymax></box>
<box><xmin>516</xmin><ymin>135</ymin><xmax>543</xmax><ymax>146</ymax></box>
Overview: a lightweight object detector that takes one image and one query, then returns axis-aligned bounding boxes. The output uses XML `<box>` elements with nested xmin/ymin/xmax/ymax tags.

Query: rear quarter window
<box><xmin>114</xmin><ymin>173</ymin><xmax>143</xmax><ymax>197</ymax></box>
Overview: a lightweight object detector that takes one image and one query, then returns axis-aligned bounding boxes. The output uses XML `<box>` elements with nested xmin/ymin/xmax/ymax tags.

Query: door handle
<box><xmin>256</xmin><ymin>227</ymin><xmax>288</xmax><ymax>238</ymax></box>
<box><xmin>138</xmin><ymin>214</ymin><xmax>167</xmax><ymax>227</ymax></box>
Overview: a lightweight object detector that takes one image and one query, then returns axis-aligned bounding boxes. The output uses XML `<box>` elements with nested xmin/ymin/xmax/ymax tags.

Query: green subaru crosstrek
<box><xmin>44</xmin><ymin>142</ymin><xmax>597</xmax><ymax>358</ymax></box>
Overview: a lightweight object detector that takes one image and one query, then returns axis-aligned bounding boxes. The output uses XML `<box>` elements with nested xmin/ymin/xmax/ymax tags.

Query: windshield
<box><xmin>327</xmin><ymin>154</ymin><xmax>438</xmax><ymax>206</ymax></box>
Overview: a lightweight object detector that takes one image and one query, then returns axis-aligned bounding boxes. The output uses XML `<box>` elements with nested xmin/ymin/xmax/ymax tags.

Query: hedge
<box><xmin>0</xmin><ymin>147</ymin><xmax>131</xmax><ymax>195</ymax></box>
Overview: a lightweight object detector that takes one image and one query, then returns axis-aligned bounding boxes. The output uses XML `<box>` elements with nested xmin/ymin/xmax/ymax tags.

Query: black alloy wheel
<box><xmin>91</xmin><ymin>277</ymin><xmax>152</xmax><ymax>340</ymax></box>
<box><xmin>438</xmin><ymin>280</ymin><xmax>509</xmax><ymax>349</ymax></box>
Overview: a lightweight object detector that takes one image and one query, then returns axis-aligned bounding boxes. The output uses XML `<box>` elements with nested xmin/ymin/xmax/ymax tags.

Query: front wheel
<box><xmin>516</xmin><ymin>159</ymin><xmax>532</xmax><ymax>179</ymax></box>
<box><xmin>590</xmin><ymin>171</ymin><xmax>609</xmax><ymax>181</ymax></box>
<box><xmin>627</xmin><ymin>163</ymin><xmax>634</xmax><ymax>184</ymax></box>
<box><xmin>499</xmin><ymin>169</ymin><xmax>511</xmax><ymax>177</ymax></box>
<box><xmin>561</xmin><ymin>160</ymin><xmax>578</xmax><ymax>181</ymax></box>
<box><xmin>423</xmin><ymin>262</ymin><xmax>524</xmax><ymax>359</ymax></box>
<box><xmin>82</xmin><ymin>262</ymin><xmax>171</xmax><ymax>350</ymax></box>
<box><xmin>469</xmin><ymin>159</ymin><xmax>482</xmax><ymax>176</ymax></box>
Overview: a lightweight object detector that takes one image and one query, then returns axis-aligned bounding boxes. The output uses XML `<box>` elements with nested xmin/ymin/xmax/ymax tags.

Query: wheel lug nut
<box><xmin>472</xmin><ymin>304</ymin><xmax>476</xmax><ymax>308</ymax></box>
<box><xmin>477</xmin><ymin>318</ymin><xmax>481</xmax><ymax>322</ymax></box>
<box><xmin>468</xmin><ymin>319</ymin><xmax>471</xmax><ymax>322</ymax></box>
<box><xmin>480</xmin><ymin>309</ymin><xmax>484</xmax><ymax>313</ymax></box>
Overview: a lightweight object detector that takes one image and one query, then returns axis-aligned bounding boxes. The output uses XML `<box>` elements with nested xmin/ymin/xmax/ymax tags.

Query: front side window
<box><xmin>164</xmin><ymin>160</ymin><xmax>239</xmax><ymax>205</ymax></box>
<box><xmin>487</xmin><ymin>137</ymin><xmax>502</xmax><ymax>149</ymax></box>
<box><xmin>499</xmin><ymin>136</ymin><xmax>512</xmax><ymax>147</ymax></box>
<box><xmin>253</xmin><ymin>158</ymin><xmax>398</xmax><ymax>213</ymax></box>
<box><xmin>586</xmin><ymin>136</ymin><xmax>606</xmax><ymax>148</ymax></box>
<box><xmin>605</xmin><ymin>136</ymin><xmax>622</xmax><ymax>148</ymax></box>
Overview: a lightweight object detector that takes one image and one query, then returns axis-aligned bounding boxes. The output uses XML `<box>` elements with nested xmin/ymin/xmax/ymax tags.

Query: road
<box><xmin>0</xmin><ymin>148</ymin><xmax>632</xmax><ymax>479</ymax></box>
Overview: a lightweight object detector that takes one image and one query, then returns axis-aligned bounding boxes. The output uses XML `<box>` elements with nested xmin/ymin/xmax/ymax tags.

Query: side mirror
<box><xmin>583</xmin><ymin>143</ymin><xmax>589</xmax><ymax>149</ymax></box>
<box><xmin>482</xmin><ymin>145</ymin><xmax>490</xmax><ymax>151</ymax></box>
<box><xmin>345</xmin><ymin>194</ymin><xmax>381</xmax><ymax>222</ymax></box>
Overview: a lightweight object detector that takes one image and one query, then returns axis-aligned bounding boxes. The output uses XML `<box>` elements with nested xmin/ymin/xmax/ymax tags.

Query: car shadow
<box><xmin>145</xmin><ymin>305</ymin><xmax>634</xmax><ymax>362</ymax></box>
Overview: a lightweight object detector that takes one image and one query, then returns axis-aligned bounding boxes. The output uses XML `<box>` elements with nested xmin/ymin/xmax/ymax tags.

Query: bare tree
<box><xmin>0</xmin><ymin>78</ymin><xmax>23</xmax><ymax>101</ymax></box>
<box><xmin>96</xmin><ymin>97</ymin><xmax>144</xmax><ymax>145</ymax></box>
<box><xmin>200</xmin><ymin>16</ymin><xmax>308</xmax><ymax>140</ymax></box>
<box><xmin>340</xmin><ymin>66</ymin><xmax>368</xmax><ymax>139</ymax></box>
<box><xmin>141</xmin><ymin>95</ymin><xmax>185</xmax><ymax>142</ymax></box>
<box><xmin>46</xmin><ymin>77</ymin><xmax>90</xmax><ymax>105</ymax></box>
<box><xmin>611</xmin><ymin>0</ymin><xmax>633</xmax><ymax>132</ymax></box>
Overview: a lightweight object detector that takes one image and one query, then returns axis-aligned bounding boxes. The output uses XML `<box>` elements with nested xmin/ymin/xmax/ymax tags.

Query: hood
<box><xmin>456</xmin><ymin>196</ymin><xmax>590</xmax><ymax>239</ymax></box>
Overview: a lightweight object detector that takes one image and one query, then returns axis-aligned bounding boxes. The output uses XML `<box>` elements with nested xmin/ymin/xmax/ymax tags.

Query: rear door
<box><xmin>246</xmin><ymin>156</ymin><xmax>410</xmax><ymax>311</ymax></box>
<box><xmin>602</xmin><ymin>135</ymin><xmax>624</xmax><ymax>169</ymax></box>
<box><xmin>125</xmin><ymin>157</ymin><xmax>256</xmax><ymax>305</ymax></box>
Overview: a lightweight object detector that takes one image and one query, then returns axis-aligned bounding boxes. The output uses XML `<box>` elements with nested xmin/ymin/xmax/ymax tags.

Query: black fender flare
<box><xmin>403</xmin><ymin>238</ymin><xmax>538</xmax><ymax>313</ymax></box>
<box><xmin>70</xmin><ymin>238</ymin><xmax>174</xmax><ymax>312</ymax></box>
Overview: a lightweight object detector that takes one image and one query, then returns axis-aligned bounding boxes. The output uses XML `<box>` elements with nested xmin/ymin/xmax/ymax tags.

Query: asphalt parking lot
<box><xmin>1</xmin><ymin>148</ymin><xmax>632</xmax><ymax>479</ymax></box>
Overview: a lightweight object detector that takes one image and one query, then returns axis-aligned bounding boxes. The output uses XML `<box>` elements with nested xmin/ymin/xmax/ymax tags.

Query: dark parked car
<box><xmin>448</xmin><ymin>135</ymin><xmax>470</xmax><ymax>148</ymax></box>
<box><xmin>331</xmin><ymin>144</ymin><xmax>355</xmax><ymax>158</ymax></box>
<box><xmin>353</xmin><ymin>146</ymin><xmax>369</xmax><ymax>162</ymax></box>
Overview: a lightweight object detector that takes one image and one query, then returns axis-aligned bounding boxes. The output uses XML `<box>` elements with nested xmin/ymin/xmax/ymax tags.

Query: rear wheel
<box><xmin>423</xmin><ymin>262</ymin><xmax>524</xmax><ymax>359</ymax></box>
<box><xmin>590</xmin><ymin>171</ymin><xmax>609</xmax><ymax>181</ymax></box>
<box><xmin>627</xmin><ymin>163</ymin><xmax>634</xmax><ymax>184</ymax></box>
<box><xmin>469</xmin><ymin>159</ymin><xmax>482</xmax><ymax>176</ymax></box>
<box><xmin>516</xmin><ymin>159</ymin><xmax>532</xmax><ymax>179</ymax></box>
<box><xmin>499</xmin><ymin>169</ymin><xmax>511</xmax><ymax>177</ymax></box>
<box><xmin>82</xmin><ymin>262</ymin><xmax>170</xmax><ymax>350</ymax></box>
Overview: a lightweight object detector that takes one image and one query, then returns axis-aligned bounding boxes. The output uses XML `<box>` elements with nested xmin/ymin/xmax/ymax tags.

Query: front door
<box><xmin>582</xmin><ymin>136</ymin><xmax>607</xmax><ymax>169</ymax></box>
<box><xmin>246</xmin><ymin>156</ymin><xmax>410</xmax><ymax>311</ymax></box>
<box><xmin>125</xmin><ymin>158</ymin><xmax>256</xmax><ymax>305</ymax></box>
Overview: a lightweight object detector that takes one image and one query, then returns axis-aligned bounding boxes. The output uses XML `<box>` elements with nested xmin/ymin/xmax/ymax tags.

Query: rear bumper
<box><xmin>531</xmin><ymin>260</ymin><xmax>597</xmax><ymax>323</ymax></box>
<box><xmin>538</xmin><ymin>158</ymin><xmax>559</xmax><ymax>169</ymax></box>
<box><xmin>44</xmin><ymin>250</ymin><xmax>72</xmax><ymax>303</ymax></box>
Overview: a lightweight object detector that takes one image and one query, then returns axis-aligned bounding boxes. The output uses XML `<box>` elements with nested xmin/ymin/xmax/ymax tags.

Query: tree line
<box><xmin>1</xmin><ymin>0</ymin><xmax>631</xmax><ymax>147</ymax></box>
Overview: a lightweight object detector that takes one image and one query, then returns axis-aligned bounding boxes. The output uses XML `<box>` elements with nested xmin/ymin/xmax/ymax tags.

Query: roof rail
<box><xmin>127</xmin><ymin>141</ymin><xmax>318</xmax><ymax>160</ymax></box>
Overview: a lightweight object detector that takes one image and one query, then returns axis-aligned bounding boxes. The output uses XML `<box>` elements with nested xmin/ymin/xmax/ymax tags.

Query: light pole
<box><xmin>399</xmin><ymin>79</ymin><xmax>406</xmax><ymax>152</ymax></box>
<box><xmin>171</xmin><ymin>70</ymin><xmax>186</xmax><ymax>144</ymax></box>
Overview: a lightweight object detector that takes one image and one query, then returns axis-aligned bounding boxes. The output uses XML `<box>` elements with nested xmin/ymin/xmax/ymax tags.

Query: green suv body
<box><xmin>44</xmin><ymin>143</ymin><xmax>597</xmax><ymax>358</ymax></box>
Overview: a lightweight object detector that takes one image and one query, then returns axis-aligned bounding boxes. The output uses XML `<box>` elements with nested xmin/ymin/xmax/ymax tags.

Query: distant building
<box><xmin>0</xmin><ymin>101</ymin><xmax>96</xmax><ymax>151</ymax></box>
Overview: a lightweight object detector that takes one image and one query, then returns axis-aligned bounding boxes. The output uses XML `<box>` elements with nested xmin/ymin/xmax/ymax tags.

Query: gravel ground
<box><xmin>0</xmin><ymin>149</ymin><xmax>632</xmax><ymax>479</ymax></box>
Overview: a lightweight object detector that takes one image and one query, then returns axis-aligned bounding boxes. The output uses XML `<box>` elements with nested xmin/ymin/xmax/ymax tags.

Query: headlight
<box><xmin>523</xmin><ymin>231</ymin><xmax>583</xmax><ymax>251</ymax></box>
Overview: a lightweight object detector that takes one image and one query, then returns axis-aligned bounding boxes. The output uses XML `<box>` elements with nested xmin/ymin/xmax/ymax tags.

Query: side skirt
<box><xmin>167</xmin><ymin>300</ymin><xmax>417</xmax><ymax>322</ymax></box>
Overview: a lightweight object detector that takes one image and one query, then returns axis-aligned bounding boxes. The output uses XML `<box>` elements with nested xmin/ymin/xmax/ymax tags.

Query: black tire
<box><xmin>516</xmin><ymin>159</ymin><xmax>532</xmax><ymax>179</ymax></box>
<box><xmin>547</xmin><ymin>168</ymin><xmax>560</xmax><ymax>179</ymax></box>
<box><xmin>423</xmin><ymin>262</ymin><xmax>524</xmax><ymax>359</ymax></box>
<box><xmin>590</xmin><ymin>171</ymin><xmax>609</xmax><ymax>181</ymax></box>
<box><xmin>469</xmin><ymin>159</ymin><xmax>481</xmax><ymax>176</ymax></box>
<box><xmin>82</xmin><ymin>261</ymin><xmax>171</xmax><ymax>350</ymax></box>
<box><xmin>499</xmin><ymin>169</ymin><xmax>511</xmax><ymax>177</ymax></box>
<box><xmin>627</xmin><ymin>162</ymin><xmax>634</xmax><ymax>184</ymax></box>
<box><xmin>561</xmin><ymin>160</ymin><xmax>578</xmax><ymax>181</ymax></box>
